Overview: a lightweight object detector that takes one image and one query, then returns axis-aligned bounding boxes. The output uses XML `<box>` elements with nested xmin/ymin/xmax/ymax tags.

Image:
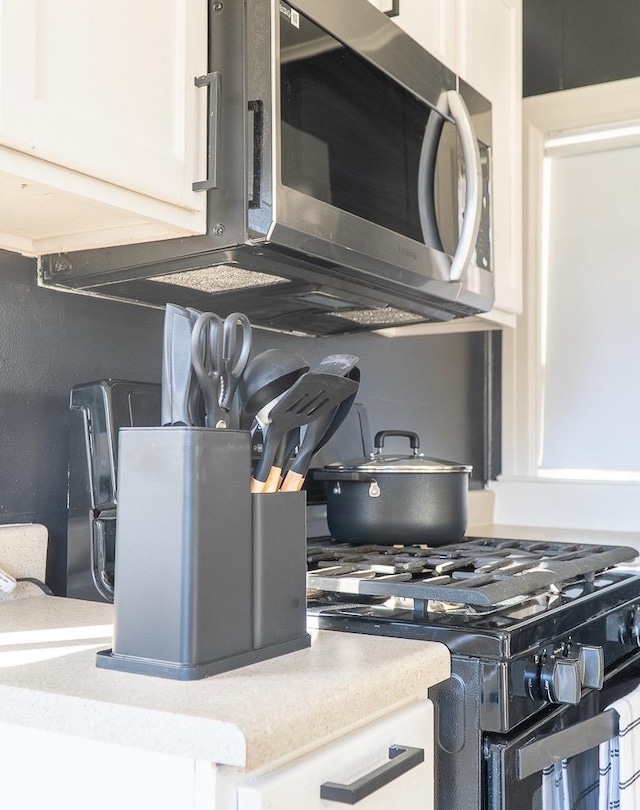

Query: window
<box><xmin>494</xmin><ymin>76</ymin><xmax>640</xmax><ymax>531</ymax></box>
<box><xmin>539</xmin><ymin>125</ymin><xmax>640</xmax><ymax>479</ymax></box>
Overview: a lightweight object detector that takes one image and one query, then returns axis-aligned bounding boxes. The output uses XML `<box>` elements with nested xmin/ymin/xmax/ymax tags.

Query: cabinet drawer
<box><xmin>237</xmin><ymin>701</ymin><xmax>434</xmax><ymax>809</ymax></box>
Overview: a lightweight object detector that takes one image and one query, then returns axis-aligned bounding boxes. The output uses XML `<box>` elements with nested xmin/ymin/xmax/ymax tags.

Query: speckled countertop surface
<box><xmin>0</xmin><ymin>596</ymin><xmax>449</xmax><ymax>771</ymax></box>
<box><xmin>0</xmin><ymin>523</ymin><xmax>48</xmax><ymax>601</ymax></box>
<box><xmin>467</xmin><ymin>522</ymin><xmax>640</xmax><ymax>549</ymax></box>
<box><xmin>11</xmin><ymin>519</ymin><xmax>636</xmax><ymax>774</ymax></box>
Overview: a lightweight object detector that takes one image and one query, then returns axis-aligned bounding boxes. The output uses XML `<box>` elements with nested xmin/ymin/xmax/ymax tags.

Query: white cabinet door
<box><xmin>388</xmin><ymin>0</ymin><xmax>456</xmax><ymax>70</ymax></box>
<box><xmin>457</xmin><ymin>0</ymin><xmax>523</xmax><ymax>321</ymax></box>
<box><xmin>0</xmin><ymin>722</ymin><xmax>200</xmax><ymax>810</ymax></box>
<box><xmin>0</xmin><ymin>0</ymin><xmax>207</xmax><ymax>256</ymax></box>
<box><xmin>0</xmin><ymin>0</ymin><xmax>207</xmax><ymax>210</ymax></box>
<box><xmin>236</xmin><ymin>702</ymin><xmax>434</xmax><ymax>810</ymax></box>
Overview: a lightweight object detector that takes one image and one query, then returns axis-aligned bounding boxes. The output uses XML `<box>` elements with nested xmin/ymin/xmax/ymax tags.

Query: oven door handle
<box><xmin>517</xmin><ymin>708</ymin><xmax>619</xmax><ymax>780</ymax></box>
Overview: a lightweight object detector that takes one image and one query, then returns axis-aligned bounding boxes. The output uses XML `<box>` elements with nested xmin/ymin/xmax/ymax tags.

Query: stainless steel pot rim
<box><xmin>325</xmin><ymin>455</ymin><xmax>472</xmax><ymax>474</ymax></box>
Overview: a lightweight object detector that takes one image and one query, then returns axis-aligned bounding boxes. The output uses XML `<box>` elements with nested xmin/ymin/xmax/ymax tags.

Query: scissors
<box><xmin>190</xmin><ymin>311</ymin><xmax>252</xmax><ymax>428</ymax></box>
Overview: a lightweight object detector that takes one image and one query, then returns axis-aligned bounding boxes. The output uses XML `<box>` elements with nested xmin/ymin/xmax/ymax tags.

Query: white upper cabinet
<box><xmin>0</xmin><ymin>0</ymin><xmax>207</xmax><ymax>257</ymax></box>
<box><xmin>385</xmin><ymin>0</ymin><xmax>457</xmax><ymax>70</ymax></box>
<box><xmin>373</xmin><ymin>0</ymin><xmax>523</xmax><ymax>334</ymax></box>
<box><xmin>456</xmin><ymin>0</ymin><xmax>523</xmax><ymax>324</ymax></box>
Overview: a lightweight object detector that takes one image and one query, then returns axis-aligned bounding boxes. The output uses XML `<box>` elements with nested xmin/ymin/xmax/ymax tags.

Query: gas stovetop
<box><xmin>307</xmin><ymin>536</ymin><xmax>638</xmax><ymax>606</ymax></box>
<box><xmin>306</xmin><ymin>537</ymin><xmax>640</xmax><ymax>659</ymax></box>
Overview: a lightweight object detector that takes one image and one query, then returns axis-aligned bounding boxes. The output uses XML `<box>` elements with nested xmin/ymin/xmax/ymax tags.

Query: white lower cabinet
<box><xmin>0</xmin><ymin>700</ymin><xmax>434</xmax><ymax>810</ymax></box>
<box><xmin>0</xmin><ymin>722</ymin><xmax>201</xmax><ymax>810</ymax></box>
<box><xmin>0</xmin><ymin>702</ymin><xmax>434</xmax><ymax>809</ymax></box>
<box><xmin>232</xmin><ymin>702</ymin><xmax>434</xmax><ymax>810</ymax></box>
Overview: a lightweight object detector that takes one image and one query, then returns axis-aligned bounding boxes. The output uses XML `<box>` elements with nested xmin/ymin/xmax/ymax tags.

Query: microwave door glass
<box><xmin>278</xmin><ymin>4</ymin><xmax>453</xmax><ymax>253</ymax></box>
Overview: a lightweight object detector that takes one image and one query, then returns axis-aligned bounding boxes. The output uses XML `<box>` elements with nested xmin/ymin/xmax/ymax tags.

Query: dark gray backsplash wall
<box><xmin>0</xmin><ymin>250</ymin><xmax>165</xmax><ymax>593</ymax></box>
<box><xmin>524</xmin><ymin>0</ymin><xmax>640</xmax><ymax>96</ymax></box>
<box><xmin>0</xmin><ymin>249</ymin><xmax>489</xmax><ymax>593</ymax></box>
<box><xmin>256</xmin><ymin>330</ymin><xmax>488</xmax><ymax>470</ymax></box>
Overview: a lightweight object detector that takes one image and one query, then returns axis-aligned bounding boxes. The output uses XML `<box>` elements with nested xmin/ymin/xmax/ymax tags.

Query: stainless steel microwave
<box><xmin>40</xmin><ymin>0</ymin><xmax>494</xmax><ymax>335</ymax></box>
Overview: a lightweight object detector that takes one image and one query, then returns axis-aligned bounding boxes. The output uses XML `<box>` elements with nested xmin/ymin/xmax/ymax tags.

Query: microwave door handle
<box><xmin>445</xmin><ymin>89</ymin><xmax>483</xmax><ymax>282</ymax></box>
<box><xmin>418</xmin><ymin>106</ymin><xmax>455</xmax><ymax>282</ymax></box>
<box><xmin>418</xmin><ymin>110</ymin><xmax>445</xmax><ymax>251</ymax></box>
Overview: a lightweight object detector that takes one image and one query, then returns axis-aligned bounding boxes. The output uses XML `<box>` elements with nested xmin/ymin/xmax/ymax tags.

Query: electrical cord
<box><xmin>0</xmin><ymin>568</ymin><xmax>53</xmax><ymax>596</ymax></box>
<box><xmin>15</xmin><ymin>577</ymin><xmax>54</xmax><ymax>596</ymax></box>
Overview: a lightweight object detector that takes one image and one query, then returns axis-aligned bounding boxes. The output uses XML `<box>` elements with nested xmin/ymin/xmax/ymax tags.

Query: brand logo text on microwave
<box><xmin>279</xmin><ymin>3</ymin><xmax>300</xmax><ymax>28</ymax></box>
<box><xmin>398</xmin><ymin>245</ymin><xmax>418</xmax><ymax>261</ymax></box>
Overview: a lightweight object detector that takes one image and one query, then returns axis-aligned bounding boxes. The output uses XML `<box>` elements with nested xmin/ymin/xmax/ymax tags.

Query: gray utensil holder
<box><xmin>252</xmin><ymin>491</ymin><xmax>308</xmax><ymax>650</ymax></box>
<box><xmin>96</xmin><ymin>427</ymin><xmax>309</xmax><ymax>680</ymax></box>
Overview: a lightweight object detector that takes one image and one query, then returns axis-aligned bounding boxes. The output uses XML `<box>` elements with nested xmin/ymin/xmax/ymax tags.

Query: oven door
<box><xmin>484</xmin><ymin>668</ymin><xmax>640</xmax><ymax>810</ymax></box>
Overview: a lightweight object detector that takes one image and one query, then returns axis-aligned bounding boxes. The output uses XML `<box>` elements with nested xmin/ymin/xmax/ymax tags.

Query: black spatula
<box><xmin>279</xmin><ymin>367</ymin><xmax>361</xmax><ymax>492</ymax></box>
<box><xmin>251</xmin><ymin>371</ymin><xmax>359</xmax><ymax>493</ymax></box>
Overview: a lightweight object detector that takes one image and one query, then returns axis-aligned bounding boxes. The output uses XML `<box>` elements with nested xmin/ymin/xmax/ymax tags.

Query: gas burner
<box><xmin>307</xmin><ymin>536</ymin><xmax>638</xmax><ymax>608</ymax></box>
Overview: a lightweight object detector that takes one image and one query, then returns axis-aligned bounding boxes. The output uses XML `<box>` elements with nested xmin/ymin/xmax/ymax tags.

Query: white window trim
<box><xmin>491</xmin><ymin>76</ymin><xmax>640</xmax><ymax>532</ymax></box>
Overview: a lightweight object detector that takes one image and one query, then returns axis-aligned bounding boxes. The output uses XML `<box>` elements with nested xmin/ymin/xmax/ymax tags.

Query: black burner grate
<box><xmin>306</xmin><ymin>537</ymin><xmax>638</xmax><ymax>607</ymax></box>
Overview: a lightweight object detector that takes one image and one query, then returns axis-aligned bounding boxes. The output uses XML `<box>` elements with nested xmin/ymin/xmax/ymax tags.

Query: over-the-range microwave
<box><xmin>40</xmin><ymin>0</ymin><xmax>494</xmax><ymax>336</ymax></box>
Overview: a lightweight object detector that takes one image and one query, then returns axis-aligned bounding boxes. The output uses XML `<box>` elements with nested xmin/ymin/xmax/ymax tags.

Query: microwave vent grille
<box><xmin>328</xmin><ymin>307</ymin><xmax>428</xmax><ymax>327</ymax></box>
<box><xmin>148</xmin><ymin>266</ymin><xmax>288</xmax><ymax>293</ymax></box>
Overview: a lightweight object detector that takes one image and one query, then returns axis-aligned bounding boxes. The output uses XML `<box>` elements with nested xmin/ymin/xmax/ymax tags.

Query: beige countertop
<box><xmin>0</xmin><ymin>595</ymin><xmax>449</xmax><ymax>771</ymax></box>
<box><xmin>5</xmin><ymin>518</ymin><xmax>637</xmax><ymax>776</ymax></box>
<box><xmin>0</xmin><ymin>523</ymin><xmax>48</xmax><ymax>601</ymax></box>
<box><xmin>468</xmin><ymin>522</ymin><xmax>640</xmax><ymax>549</ymax></box>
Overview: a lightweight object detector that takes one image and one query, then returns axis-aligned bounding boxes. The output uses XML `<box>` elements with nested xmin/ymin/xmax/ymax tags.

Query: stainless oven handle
<box><xmin>517</xmin><ymin>709</ymin><xmax>619</xmax><ymax>780</ymax></box>
<box><xmin>445</xmin><ymin>89</ymin><xmax>482</xmax><ymax>282</ymax></box>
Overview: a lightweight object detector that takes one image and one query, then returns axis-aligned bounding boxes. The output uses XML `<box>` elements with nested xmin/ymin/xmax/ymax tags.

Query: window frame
<box><xmin>492</xmin><ymin>75</ymin><xmax>640</xmax><ymax>531</ymax></box>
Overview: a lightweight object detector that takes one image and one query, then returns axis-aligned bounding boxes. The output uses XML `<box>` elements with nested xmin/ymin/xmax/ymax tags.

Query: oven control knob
<box><xmin>628</xmin><ymin>606</ymin><xmax>640</xmax><ymax>646</ymax></box>
<box><xmin>577</xmin><ymin>645</ymin><xmax>604</xmax><ymax>690</ymax></box>
<box><xmin>538</xmin><ymin>657</ymin><xmax>582</xmax><ymax>705</ymax></box>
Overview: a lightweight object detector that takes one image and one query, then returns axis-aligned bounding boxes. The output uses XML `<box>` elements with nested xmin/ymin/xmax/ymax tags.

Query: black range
<box><xmin>306</xmin><ymin>536</ymin><xmax>640</xmax><ymax>809</ymax></box>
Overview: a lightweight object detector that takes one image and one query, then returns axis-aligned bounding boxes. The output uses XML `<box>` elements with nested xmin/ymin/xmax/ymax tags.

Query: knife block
<box><xmin>96</xmin><ymin>426</ymin><xmax>309</xmax><ymax>680</ymax></box>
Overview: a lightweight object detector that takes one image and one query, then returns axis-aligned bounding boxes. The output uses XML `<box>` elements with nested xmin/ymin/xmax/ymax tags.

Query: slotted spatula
<box><xmin>262</xmin><ymin>354</ymin><xmax>360</xmax><ymax>492</ymax></box>
<box><xmin>251</xmin><ymin>372</ymin><xmax>359</xmax><ymax>493</ymax></box>
<box><xmin>279</xmin><ymin>366</ymin><xmax>361</xmax><ymax>492</ymax></box>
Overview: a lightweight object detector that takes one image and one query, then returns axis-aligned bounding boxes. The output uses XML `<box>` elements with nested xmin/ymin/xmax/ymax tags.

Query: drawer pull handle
<box><xmin>320</xmin><ymin>745</ymin><xmax>424</xmax><ymax>804</ymax></box>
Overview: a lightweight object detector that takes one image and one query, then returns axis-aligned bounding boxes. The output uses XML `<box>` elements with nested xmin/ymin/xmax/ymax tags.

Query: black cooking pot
<box><xmin>314</xmin><ymin>430</ymin><xmax>472</xmax><ymax>546</ymax></box>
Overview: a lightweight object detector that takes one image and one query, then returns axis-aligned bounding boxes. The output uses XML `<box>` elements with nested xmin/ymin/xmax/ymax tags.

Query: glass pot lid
<box><xmin>324</xmin><ymin>430</ymin><xmax>472</xmax><ymax>475</ymax></box>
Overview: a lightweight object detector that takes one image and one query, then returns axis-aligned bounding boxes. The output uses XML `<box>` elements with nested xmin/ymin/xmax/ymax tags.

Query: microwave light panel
<box><xmin>294</xmin><ymin>291</ymin><xmax>358</xmax><ymax>310</ymax></box>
